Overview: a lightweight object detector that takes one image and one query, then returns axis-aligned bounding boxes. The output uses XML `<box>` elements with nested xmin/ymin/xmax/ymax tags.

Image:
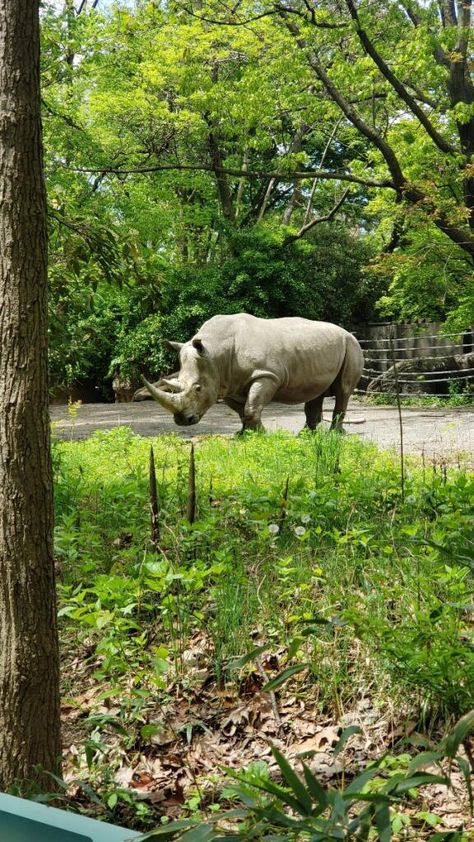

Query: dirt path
<box><xmin>50</xmin><ymin>400</ymin><xmax>474</xmax><ymax>461</ymax></box>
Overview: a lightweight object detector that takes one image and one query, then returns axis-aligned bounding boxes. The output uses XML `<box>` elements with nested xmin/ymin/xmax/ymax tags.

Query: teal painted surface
<box><xmin>0</xmin><ymin>810</ymin><xmax>92</xmax><ymax>842</ymax></box>
<box><xmin>0</xmin><ymin>794</ymin><xmax>141</xmax><ymax>842</ymax></box>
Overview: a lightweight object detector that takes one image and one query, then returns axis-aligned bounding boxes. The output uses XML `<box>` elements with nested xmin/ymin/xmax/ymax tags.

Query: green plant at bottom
<box><xmin>139</xmin><ymin>713</ymin><xmax>474</xmax><ymax>841</ymax></box>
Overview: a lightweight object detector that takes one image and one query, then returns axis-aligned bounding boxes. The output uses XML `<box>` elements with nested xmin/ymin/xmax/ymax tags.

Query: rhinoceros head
<box><xmin>141</xmin><ymin>337</ymin><xmax>218</xmax><ymax>426</ymax></box>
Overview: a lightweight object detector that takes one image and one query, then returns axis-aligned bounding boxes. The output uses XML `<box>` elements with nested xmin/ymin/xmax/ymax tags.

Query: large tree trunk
<box><xmin>0</xmin><ymin>0</ymin><xmax>61</xmax><ymax>789</ymax></box>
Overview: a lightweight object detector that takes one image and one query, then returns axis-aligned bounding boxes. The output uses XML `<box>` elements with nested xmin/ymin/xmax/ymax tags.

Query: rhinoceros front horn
<box><xmin>140</xmin><ymin>376</ymin><xmax>184</xmax><ymax>413</ymax></box>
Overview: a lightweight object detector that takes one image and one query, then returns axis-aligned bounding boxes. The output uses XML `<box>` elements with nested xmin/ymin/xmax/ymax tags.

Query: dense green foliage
<box><xmin>41</xmin><ymin>1</ymin><xmax>474</xmax><ymax>394</ymax></box>
<box><xmin>53</xmin><ymin>427</ymin><xmax>473</xmax><ymax>833</ymax></box>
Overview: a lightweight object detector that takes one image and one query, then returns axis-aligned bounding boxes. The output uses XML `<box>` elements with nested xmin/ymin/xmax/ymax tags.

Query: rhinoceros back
<box><xmin>196</xmin><ymin>314</ymin><xmax>363</xmax><ymax>404</ymax></box>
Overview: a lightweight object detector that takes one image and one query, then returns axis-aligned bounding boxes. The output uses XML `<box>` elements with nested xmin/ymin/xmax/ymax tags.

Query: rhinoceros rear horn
<box><xmin>140</xmin><ymin>376</ymin><xmax>184</xmax><ymax>413</ymax></box>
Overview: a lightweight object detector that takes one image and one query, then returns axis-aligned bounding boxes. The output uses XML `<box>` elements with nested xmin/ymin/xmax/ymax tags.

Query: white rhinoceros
<box><xmin>136</xmin><ymin>314</ymin><xmax>364</xmax><ymax>432</ymax></box>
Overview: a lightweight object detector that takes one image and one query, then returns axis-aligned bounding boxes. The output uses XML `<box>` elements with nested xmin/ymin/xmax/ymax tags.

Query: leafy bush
<box><xmin>160</xmin><ymin>225</ymin><xmax>377</xmax><ymax>345</ymax></box>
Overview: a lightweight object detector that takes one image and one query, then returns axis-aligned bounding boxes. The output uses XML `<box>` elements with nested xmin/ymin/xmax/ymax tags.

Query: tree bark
<box><xmin>0</xmin><ymin>0</ymin><xmax>61</xmax><ymax>790</ymax></box>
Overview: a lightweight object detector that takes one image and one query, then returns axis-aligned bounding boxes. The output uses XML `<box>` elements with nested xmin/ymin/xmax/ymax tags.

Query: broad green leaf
<box><xmin>262</xmin><ymin>663</ymin><xmax>309</xmax><ymax>693</ymax></box>
<box><xmin>227</xmin><ymin>644</ymin><xmax>270</xmax><ymax>671</ymax></box>
<box><xmin>444</xmin><ymin>710</ymin><xmax>474</xmax><ymax>758</ymax></box>
<box><xmin>302</xmin><ymin>762</ymin><xmax>329</xmax><ymax>808</ymax></box>
<box><xmin>374</xmin><ymin>802</ymin><xmax>392</xmax><ymax>842</ymax></box>
<box><xmin>271</xmin><ymin>747</ymin><xmax>313</xmax><ymax>814</ymax></box>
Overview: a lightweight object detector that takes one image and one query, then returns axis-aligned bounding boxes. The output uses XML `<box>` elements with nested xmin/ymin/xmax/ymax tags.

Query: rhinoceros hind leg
<box><xmin>331</xmin><ymin>342</ymin><xmax>363</xmax><ymax>431</ymax></box>
<box><xmin>304</xmin><ymin>395</ymin><xmax>325</xmax><ymax>430</ymax></box>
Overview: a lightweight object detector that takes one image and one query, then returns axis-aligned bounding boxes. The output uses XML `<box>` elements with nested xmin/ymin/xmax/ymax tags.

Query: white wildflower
<box><xmin>294</xmin><ymin>526</ymin><xmax>306</xmax><ymax>537</ymax></box>
<box><xmin>268</xmin><ymin>523</ymin><xmax>280</xmax><ymax>535</ymax></box>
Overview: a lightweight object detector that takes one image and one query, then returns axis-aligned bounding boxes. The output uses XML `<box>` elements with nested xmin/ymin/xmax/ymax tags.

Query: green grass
<box><xmin>54</xmin><ymin>427</ymin><xmax>473</xmax><ymax>719</ymax></box>
<box><xmin>51</xmin><ymin>427</ymin><xmax>474</xmax><ymax>833</ymax></box>
<box><xmin>361</xmin><ymin>392</ymin><xmax>473</xmax><ymax>408</ymax></box>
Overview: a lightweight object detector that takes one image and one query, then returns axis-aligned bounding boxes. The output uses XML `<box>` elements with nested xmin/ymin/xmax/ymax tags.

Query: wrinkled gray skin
<box><xmin>136</xmin><ymin>314</ymin><xmax>364</xmax><ymax>432</ymax></box>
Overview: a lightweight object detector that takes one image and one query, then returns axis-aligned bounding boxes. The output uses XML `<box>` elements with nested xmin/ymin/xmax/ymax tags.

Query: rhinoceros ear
<box><xmin>163</xmin><ymin>340</ymin><xmax>183</xmax><ymax>353</ymax></box>
<box><xmin>192</xmin><ymin>337</ymin><xmax>204</xmax><ymax>354</ymax></box>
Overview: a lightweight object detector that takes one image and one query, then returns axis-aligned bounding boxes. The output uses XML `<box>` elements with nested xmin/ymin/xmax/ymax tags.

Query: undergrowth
<box><xmin>51</xmin><ymin>427</ymin><xmax>474</xmax><ymax>836</ymax></box>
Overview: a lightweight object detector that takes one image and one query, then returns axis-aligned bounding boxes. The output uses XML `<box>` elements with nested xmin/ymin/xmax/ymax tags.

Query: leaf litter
<box><xmin>60</xmin><ymin>629</ymin><xmax>473</xmax><ymax>837</ymax></box>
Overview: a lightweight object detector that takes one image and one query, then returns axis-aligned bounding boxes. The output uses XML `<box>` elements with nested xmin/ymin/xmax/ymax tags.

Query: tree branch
<box><xmin>64</xmin><ymin>161</ymin><xmax>396</xmax><ymax>189</ymax></box>
<box><xmin>398</xmin><ymin>1</ymin><xmax>422</xmax><ymax>26</ymax></box>
<box><xmin>284</xmin><ymin>20</ymin><xmax>407</xmax><ymax>190</ymax></box>
<box><xmin>406</xmin><ymin>1</ymin><xmax>451</xmax><ymax>68</ymax></box>
<box><xmin>42</xmin><ymin>98</ymin><xmax>84</xmax><ymax>132</ymax></box>
<box><xmin>282</xmin><ymin>188</ymin><xmax>350</xmax><ymax>245</ymax></box>
<box><xmin>177</xmin><ymin>1</ymin><xmax>345</xmax><ymax>28</ymax></box>
<box><xmin>303</xmin><ymin>118</ymin><xmax>342</xmax><ymax>224</ymax></box>
<box><xmin>345</xmin><ymin>0</ymin><xmax>456</xmax><ymax>154</ymax></box>
<box><xmin>441</xmin><ymin>0</ymin><xmax>458</xmax><ymax>26</ymax></box>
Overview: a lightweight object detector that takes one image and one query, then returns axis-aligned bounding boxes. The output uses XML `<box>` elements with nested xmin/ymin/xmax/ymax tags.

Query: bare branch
<box><xmin>303</xmin><ymin>118</ymin><xmax>342</xmax><ymax>224</ymax></box>
<box><xmin>257</xmin><ymin>177</ymin><xmax>277</xmax><ymax>221</ymax></box>
<box><xmin>404</xmin><ymin>83</ymin><xmax>440</xmax><ymax>110</ymax></box>
<box><xmin>177</xmin><ymin>1</ymin><xmax>345</xmax><ymax>28</ymax></box>
<box><xmin>441</xmin><ymin>0</ymin><xmax>458</xmax><ymax>26</ymax></box>
<box><xmin>42</xmin><ymin>98</ymin><xmax>84</xmax><ymax>132</ymax></box>
<box><xmin>282</xmin><ymin>187</ymin><xmax>350</xmax><ymax>245</ymax></box>
<box><xmin>454</xmin><ymin>0</ymin><xmax>472</xmax><ymax>57</ymax></box>
<box><xmin>398</xmin><ymin>1</ymin><xmax>422</xmax><ymax>26</ymax></box>
<box><xmin>64</xmin><ymin>161</ymin><xmax>395</xmax><ymax>189</ymax></box>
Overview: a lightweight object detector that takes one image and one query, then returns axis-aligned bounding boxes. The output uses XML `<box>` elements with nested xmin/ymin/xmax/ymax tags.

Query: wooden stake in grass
<box><xmin>149</xmin><ymin>445</ymin><xmax>160</xmax><ymax>545</ymax></box>
<box><xmin>187</xmin><ymin>443</ymin><xmax>196</xmax><ymax>524</ymax></box>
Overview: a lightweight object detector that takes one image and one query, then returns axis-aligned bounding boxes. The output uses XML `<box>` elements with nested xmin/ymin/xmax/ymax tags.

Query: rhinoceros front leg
<box><xmin>224</xmin><ymin>396</ymin><xmax>246</xmax><ymax>425</ymax></box>
<box><xmin>243</xmin><ymin>376</ymin><xmax>278</xmax><ymax>432</ymax></box>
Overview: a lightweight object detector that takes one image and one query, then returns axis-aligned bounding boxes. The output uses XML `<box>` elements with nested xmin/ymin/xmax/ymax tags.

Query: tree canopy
<box><xmin>41</xmin><ymin>0</ymin><xmax>474</xmax><ymax>394</ymax></box>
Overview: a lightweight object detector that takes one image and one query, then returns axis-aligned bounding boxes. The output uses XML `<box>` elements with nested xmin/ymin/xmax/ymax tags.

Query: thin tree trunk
<box><xmin>0</xmin><ymin>0</ymin><xmax>61</xmax><ymax>789</ymax></box>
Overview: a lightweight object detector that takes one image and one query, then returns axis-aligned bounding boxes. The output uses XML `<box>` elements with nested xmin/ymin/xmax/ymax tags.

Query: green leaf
<box><xmin>271</xmin><ymin>748</ymin><xmax>313</xmax><ymax>815</ymax></box>
<box><xmin>107</xmin><ymin>792</ymin><xmax>118</xmax><ymax>810</ymax></box>
<box><xmin>141</xmin><ymin>819</ymin><xmax>200</xmax><ymax>839</ymax></box>
<box><xmin>247</xmin><ymin>777</ymin><xmax>303</xmax><ymax>814</ymax></box>
<box><xmin>333</xmin><ymin>726</ymin><xmax>362</xmax><ymax>757</ymax></box>
<box><xmin>344</xmin><ymin>766</ymin><xmax>380</xmax><ymax>795</ymax></box>
<box><xmin>227</xmin><ymin>644</ymin><xmax>270</xmax><ymax>671</ymax></box>
<box><xmin>262</xmin><ymin>663</ymin><xmax>308</xmax><ymax>693</ymax></box>
<box><xmin>407</xmin><ymin>751</ymin><xmax>444</xmax><ymax>774</ymax></box>
<box><xmin>392</xmin><ymin>773</ymin><xmax>449</xmax><ymax>795</ymax></box>
<box><xmin>180</xmin><ymin>824</ymin><xmax>215</xmax><ymax>842</ymax></box>
<box><xmin>444</xmin><ymin>710</ymin><xmax>474</xmax><ymax>758</ymax></box>
<box><xmin>374</xmin><ymin>802</ymin><xmax>392</xmax><ymax>842</ymax></box>
<box><xmin>455</xmin><ymin>755</ymin><xmax>473</xmax><ymax>814</ymax></box>
<box><xmin>302</xmin><ymin>762</ymin><xmax>329</xmax><ymax>808</ymax></box>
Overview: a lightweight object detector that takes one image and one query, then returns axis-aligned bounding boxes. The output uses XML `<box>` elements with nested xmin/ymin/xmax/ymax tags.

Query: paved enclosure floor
<box><xmin>50</xmin><ymin>400</ymin><xmax>474</xmax><ymax>461</ymax></box>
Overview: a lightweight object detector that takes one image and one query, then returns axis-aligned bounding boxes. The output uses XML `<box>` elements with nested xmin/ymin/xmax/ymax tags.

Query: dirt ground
<box><xmin>50</xmin><ymin>399</ymin><xmax>474</xmax><ymax>462</ymax></box>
